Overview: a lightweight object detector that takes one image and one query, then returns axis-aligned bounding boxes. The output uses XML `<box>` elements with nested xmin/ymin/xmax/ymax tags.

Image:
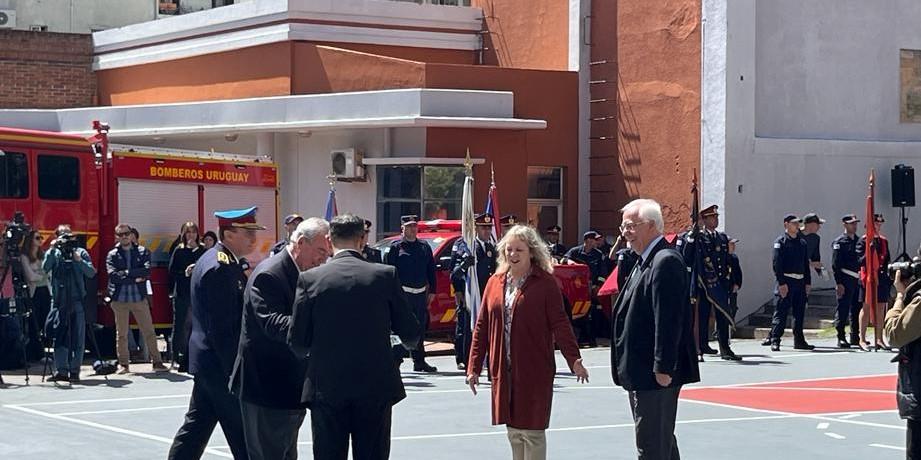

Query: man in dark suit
<box><xmin>611</xmin><ymin>199</ymin><xmax>700</xmax><ymax>460</ymax></box>
<box><xmin>361</xmin><ymin>219</ymin><xmax>382</xmax><ymax>263</ymax></box>
<box><xmin>288</xmin><ymin>214</ymin><xmax>421</xmax><ymax>460</ymax></box>
<box><xmin>230</xmin><ymin>217</ymin><xmax>331</xmax><ymax>460</ymax></box>
<box><xmin>169</xmin><ymin>206</ymin><xmax>265</xmax><ymax>460</ymax></box>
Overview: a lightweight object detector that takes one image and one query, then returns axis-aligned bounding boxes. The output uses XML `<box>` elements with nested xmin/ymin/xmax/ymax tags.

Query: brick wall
<box><xmin>0</xmin><ymin>30</ymin><xmax>96</xmax><ymax>109</ymax></box>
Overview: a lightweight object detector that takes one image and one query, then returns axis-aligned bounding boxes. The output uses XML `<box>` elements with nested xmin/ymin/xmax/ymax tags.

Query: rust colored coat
<box><xmin>468</xmin><ymin>268</ymin><xmax>582</xmax><ymax>430</ymax></box>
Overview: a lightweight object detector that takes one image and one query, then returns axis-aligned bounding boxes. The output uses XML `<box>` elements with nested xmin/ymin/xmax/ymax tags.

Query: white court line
<box><xmin>11</xmin><ymin>394</ymin><xmax>191</xmax><ymax>407</ymax></box>
<box><xmin>824</xmin><ymin>432</ymin><xmax>846</xmax><ymax>440</ymax></box>
<box><xmin>681</xmin><ymin>398</ymin><xmax>906</xmax><ymax>431</ymax></box>
<box><xmin>56</xmin><ymin>405</ymin><xmax>190</xmax><ymax>417</ymax></box>
<box><xmin>838</xmin><ymin>414</ymin><xmax>861</xmax><ymax>419</ymax></box>
<box><xmin>407</xmin><ymin>386</ymin><xmax>621</xmax><ymax>395</ymax></box>
<box><xmin>769</xmin><ymin>352</ymin><xmax>850</xmax><ymax>359</ymax></box>
<box><xmin>3</xmin><ymin>404</ymin><xmax>231</xmax><ymax>458</ymax></box>
<box><xmin>816</xmin><ymin>422</ymin><xmax>829</xmax><ymax>429</ymax></box>
<box><xmin>870</xmin><ymin>443</ymin><xmax>906</xmax><ymax>451</ymax></box>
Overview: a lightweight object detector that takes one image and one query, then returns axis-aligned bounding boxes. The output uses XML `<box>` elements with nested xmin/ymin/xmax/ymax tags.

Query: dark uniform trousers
<box><xmin>406</xmin><ymin>291</ymin><xmax>429</xmax><ymax>363</ymax></box>
<box><xmin>241</xmin><ymin>401</ymin><xmax>306</xmax><ymax>460</ymax></box>
<box><xmin>836</xmin><ymin>277</ymin><xmax>862</xmax><ymax>336</ymax></box>
<box><xmin>697</xmin><ymin>291</ymin><xmax>732</xmax><ymax>350</ymax></box>
<box><xmin>311</xmin><ymin>398</ymin><xmax>393</xmax><ymax>460</ymax></box>
<box><xmin>454</xmin><ymin>297</ymin><xmax>471</xmax><ymax>366</ymax></box>
<box><xmin>629</xmin><ymin>386</ymin><xmax>681</xmax><ymax>460</ymax></box>
<box><xmin>167</xmin><ymin>371</ymin><xmax>247</xmax><ymax>460</ymax></box>
<box><xmin>770</xmin><ymin>278</ymin><xmax>807</xmax><ymax>343</ymax></box>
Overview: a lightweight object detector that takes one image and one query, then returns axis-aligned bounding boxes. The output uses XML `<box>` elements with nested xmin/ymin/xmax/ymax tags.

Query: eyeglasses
<box><xmin>619</xmin><ymin>221</ymin><xmax>649</xmax><ymax>232</ymax></box>
<box><xmin>116</xmin><ymin>232</ymin><xmax>131</xmax><ymax>237</ymax></box>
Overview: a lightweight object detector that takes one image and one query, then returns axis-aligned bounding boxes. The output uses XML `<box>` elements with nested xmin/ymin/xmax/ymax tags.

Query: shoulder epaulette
<box><xmin>217</xmin><ymin>251</ymin><xmax>231</xmax><ymax>265</ymax></box>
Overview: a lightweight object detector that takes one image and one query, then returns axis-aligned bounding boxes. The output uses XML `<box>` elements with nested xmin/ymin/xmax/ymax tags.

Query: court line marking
<box><xmin>816</xmin><ymin>422</ymin><xmax>829</xmax><ymax>429</ymax></box>
<box><xmin>824</xmin><ymin>432</ymin><xmax>846</xmax><ymax>440</ymax></box>
<box><xmin>680</xmin><ymin>398</ymin><xmax>905</xmax><ymax>431</ymax></box>
<box><xmin>838</xmin><ymin>414</ymin><xmax>861</xmax><ymax>419</ymax></box>
<box><xmin>870</xmin><ymin>443</ymin><xmax>906</xmax><ymax>451</ymax></box>
<box><xmin>10</xmin><ymin>394</ymin><xmax>191</xmax><ymax>407</ymax></box>
<box><xmin>2</xmin><ymin>403</ymin><xmax>232</xmax><ymax>458</ymax></box>
<box><xmin>56</xmin><ymin>405</ymin><xmax>190</xmax><ymax>417</ymax></box>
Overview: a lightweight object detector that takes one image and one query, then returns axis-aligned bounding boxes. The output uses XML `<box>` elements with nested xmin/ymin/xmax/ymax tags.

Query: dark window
<box><xmin>527</xmin><ymin>167</ymin><xmax>562</xmax><ymax>200</ymax></box>
<box><xmin>376</xmin><ymin>165</ymin><xmax>464</xmax><ymax>238</ymax></box>
<box><xmin>0</xmin><ymin>151</ymin><xmax>28</xmax><ymax>198</ymax></box>
<box><xmin>38</xmin><ymin>155</ymin><xmax>80</xmax><ymax>201</ymax></box>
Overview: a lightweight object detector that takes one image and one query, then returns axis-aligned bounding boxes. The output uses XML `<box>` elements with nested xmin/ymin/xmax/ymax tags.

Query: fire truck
<box><xmin>370</xmin><ymin>219</ymin><xmax>594</xmax><ymax>334</ymax></box>
<box><xmin>0</xmin><ymin>123</ymin><xmax>278</xmax><ymax>353</ymax></box>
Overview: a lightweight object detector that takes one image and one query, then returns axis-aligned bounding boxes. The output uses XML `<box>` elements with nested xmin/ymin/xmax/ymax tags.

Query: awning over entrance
<box><xmin>0</xmin><ymin>89</ymin><xmax>547</xmax><ymax>139</ymax></box>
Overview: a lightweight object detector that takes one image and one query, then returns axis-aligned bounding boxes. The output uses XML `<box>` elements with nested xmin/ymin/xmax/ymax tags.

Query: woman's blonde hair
<box><xmin>496</xmin><ymin>224</ymin><xmax>554</xmax><ymax>275</ymax></box>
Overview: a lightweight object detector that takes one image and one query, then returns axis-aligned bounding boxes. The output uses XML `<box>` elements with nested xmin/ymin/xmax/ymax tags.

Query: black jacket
<box><xmin>288</xmin><ymin>250</ymin><xmax>420</xmax><ymax>406</ymax></box>
<box><xmin>168</xmin><ymin>243</ymin><xmax>204</xmax><ymax>299</ymax></box>
<box><xmin>611</xmin><ymin>237</ymin><xmax>700</xmax><ymax>391</ymax></box>
<box><xmin>230</xmin><ymin>250</ymin><xmax>306</xmax><ymax>409</ymax></box>
<box><xmin>105</xmin><ymin>244</ymin><xmax>151</xmax><ymax>299</ymax></box>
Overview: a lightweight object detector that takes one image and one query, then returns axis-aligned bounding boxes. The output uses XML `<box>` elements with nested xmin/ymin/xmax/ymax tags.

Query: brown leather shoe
<box><xmin>152</xmin><ymin>362</ymin><xmax>169</xmax><ymax>372</ymax></box>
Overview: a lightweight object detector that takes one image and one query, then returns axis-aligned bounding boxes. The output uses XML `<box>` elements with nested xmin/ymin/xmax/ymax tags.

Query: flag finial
<box><xmin>464</xmin><ymin>148</ymin><xmax>473</xmax><ymax>175</ymax></box>
<box><xmin>490</xmin><ymin>162</ymin><xmax>495</xmax><ymax>185</ymax></box>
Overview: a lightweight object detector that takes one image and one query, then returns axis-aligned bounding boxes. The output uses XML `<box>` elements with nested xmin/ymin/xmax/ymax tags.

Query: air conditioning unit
<box><xmin>0</xmin><ymin>10</ymin><xmax>17</xmax><ymax>29</ymax></box>
<box><xmin>330</xmin><ymin>148</ymin><xmax>364</xmax><ymax>180</ymax></box>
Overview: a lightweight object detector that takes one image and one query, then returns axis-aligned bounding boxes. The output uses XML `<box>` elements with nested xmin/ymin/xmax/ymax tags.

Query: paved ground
<box><xmin>0</xmin><ymin>338</ymin><xmax>907</xmax><ymax>459</ymax></box>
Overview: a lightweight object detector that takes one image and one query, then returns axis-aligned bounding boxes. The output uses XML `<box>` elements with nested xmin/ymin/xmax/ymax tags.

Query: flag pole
<box><xmin>690</xmin><ymin>170</ymin><xmax>702</xmax><ymax>361</ymax></box>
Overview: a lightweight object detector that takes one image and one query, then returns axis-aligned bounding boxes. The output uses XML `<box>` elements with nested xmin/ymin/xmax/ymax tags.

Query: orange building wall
<box><xmin>472</xmin><ymin>0</ymin><xmax>570</xmax><ymax>71</ymax></box>
<box><xmin>312</xmin><ymin>42</ymin><xmax>475</xmax><ymax>65</ymax></box>
<box><xmin>615</xmin><ymin>0</ymin><xmax>701</xmax><ymax>231</ymax></box>
<box><xmin>292</xmin><ymin>45</ymin><xmax>426</xmax><ymax>94</ymax></box>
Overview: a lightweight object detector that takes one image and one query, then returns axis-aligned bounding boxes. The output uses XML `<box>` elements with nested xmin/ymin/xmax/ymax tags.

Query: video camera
<box><xmin>3</xmin><ymin>211</ymin><xmax>31</xmax><ymax>263</ymax></box>
<box><xmin>890</xmin><ymin>257</ymin><xmax>921</xmax><ymax>280</ymax></box>
<box><xmin>53</xmin><ymin>232</ymin><xmax>80</xmax><ymax>259</ymax></box>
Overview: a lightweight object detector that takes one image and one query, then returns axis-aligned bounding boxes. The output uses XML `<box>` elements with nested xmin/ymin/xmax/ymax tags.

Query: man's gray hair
<box><xmin>620</xmin><ymin>199</ymin><xmax>665</xmax><ymax>233</ymax></box>
<box><xmin>290</xmin><ymin>217</ymin><xmax>329</xmax><ymax>243</ymax></box>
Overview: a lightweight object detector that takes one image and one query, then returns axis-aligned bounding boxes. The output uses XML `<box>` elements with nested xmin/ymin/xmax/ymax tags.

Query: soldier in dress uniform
<box><xmin>362</xmin><ymin>219</ymin><xmax>382</xmax><ymax>263</ymax></box>
<box><xmin>270</xmin><ymin>214</ymin><xmax>303</xmax><ymax>256</ymax></box>
<box><xmin>832</xmin><ymin>214</ymin><xmax>861</xmax><ymax>349</ymax></box>
<box><xmin>169</xmin><ymin>206</ymin><xmax>265</xmax><ymax>460</ymax></box>
<box><xmin>765</xmin><ymin>214</ymin><xmax>814</xmax><ymax>352</ymax></box>
<box><xmin>450</xmin><ymin>213</ymin><xmax>497</xmax><ymax>370</ymax></box>
<box><xmin>385</xmin><ymin>215</ymin><xmax>438</xmax><ymax>373</ymax></box>
<box><xmin>500</xmin><ymin>214</ymin><xmax>518</xmax><ymax>232</ymax></box>
<box><xmin>801</xmin><ymin>212</ymin><xmax>827</xmax><ymax>277</ymax></box>
<box><xmin>856</xmin><ymin>213</ymin><xmax>892</xmax><ymax>351</ymax></box>
<box><xmin>545</xmin><ymin>225</ymin><xmax>568</xmax><ymax>259</ymax></box>
<box><xmin>727</xmin><ymin>237</ymin><xmax>743</xmax><ymax>325</ymax></box>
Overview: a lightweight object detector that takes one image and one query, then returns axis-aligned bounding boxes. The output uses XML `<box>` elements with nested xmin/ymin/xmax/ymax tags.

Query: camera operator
<box><xmin>884</xmin><ymin>257</ymin><xmax>921</xmax><ymax>458</ymax></box>
<box><xmin>43</xmin><ymin>224</ymin><xmax>96</xmax><ymax>383</ymax></box>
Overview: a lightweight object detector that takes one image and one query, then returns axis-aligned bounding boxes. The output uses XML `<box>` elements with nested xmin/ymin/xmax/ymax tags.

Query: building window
<box><xmin>0</xmin><ymin>151</ymin><xmax>28</xmax><ymax>198</ymax></box>
<box><xmin>527</xmin><ymin>166</ymin><xmax>563</xmax><ymax>238</ymax></box>
<box><xmin>38</xmin><ymin>155</ymin><xmax>80</xmax><ymax>201</ymax></box>
<box><xmin>376</xmin><ymin>165</ymin><xmax>465</xmax><ymax>237</ymax></box>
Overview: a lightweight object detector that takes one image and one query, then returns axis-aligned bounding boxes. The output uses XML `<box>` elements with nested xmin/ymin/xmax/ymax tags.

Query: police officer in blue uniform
<box><xmin>727</xmin><ymin>237</ymin><xmax>743</xmax><ymax>321</ymax></box>
<box><xmin>545</xmin><ymin>225</ymin><xmax>568</xmax><ymax>259</ymax></box>
<box><xmin>564</xmin><ymin>230</ymin><xmax>607</xmax><ymax>345</ymax></box>
<box><xmin>168</xmin><ymin>206</ymin><xmax>265</xmax><ymax>460</ymax></box>
<box><xmin>385</xmin><ymin>215</ymin><xmax>438</xmax><ymax>373</ymax></box>
<box><xmin>270</xmin><ymin>214</ymin><xmax>303</xmax><ymax>256</ymax></box>
<box><xmin>832</xmin><ymin>214</ymin><xmax>861</xmax><ymax>349</ymax></box>
<box><xmin>362</xmin><ymin>219</ymin><xmax>382</xmax><ymax>263</ymax></box>
<box><xmin>767</xmin><ymin>214</ymin><xmax>814</xmax><ymax>352</ymax></box>
<box><xmin>450</xmin><ymin>213</ymin><xmax>497</xmax><ymax>370</ymax></box>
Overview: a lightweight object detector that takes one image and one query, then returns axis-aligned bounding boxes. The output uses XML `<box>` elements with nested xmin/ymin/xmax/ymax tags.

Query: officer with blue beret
<box><xmin>169</xmin><ymin>206</ymin><xmax>265</xmax><ymax>459</ymax></box>
<box><xmin>450</xmin><ymin>212</ymin><xmax>497</xmax><ymax>370</ymax></box>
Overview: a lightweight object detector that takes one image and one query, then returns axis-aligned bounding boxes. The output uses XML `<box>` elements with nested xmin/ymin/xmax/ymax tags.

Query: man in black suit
<box><xmin>611</xmin><ymin>199</ymin><xmax>700</xmax><ymax>460</ymax></box>
<box><xmin>230</xmin><ymin>217</ymin><xmax>331</xmax><ymax>460</ymax></box>
<box><xmin>169</xmin><ymin>206</ymin><xmax>265</xmax><ymax>460</ymax></box>
<box><xmin>288</xmin><ymin>214</ymin><xmax>421</xmax><ymax>460</ymax></box>
<box><xmin>361</xmin><ymin>219</ymin><xmax>382</xmax><ymax>263</ymax></box>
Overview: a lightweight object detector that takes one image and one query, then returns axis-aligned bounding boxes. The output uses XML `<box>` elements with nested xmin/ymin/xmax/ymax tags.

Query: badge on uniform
<box><xmin>217</xmin><ymin>251</ymin><xmax>230</xmax><ymax>264</ymax></box>
<box><xmin>676</xmin><ymin>239</ymin><xmax>684</xmax><ymax>246</ymax></box>
<box><xmin>833</xmin><ymin>243</ymin><xmax>840</xmax><ymax>249</ymax></box>
<box><xmin>773</xmin><ymin>243</ymin><xmax>781</xmax><ymax>249</ymax></box>
<box><xmin>487</xmin><ymin>251</ymin><xmax>493</xmax><ymax>257</ymax></box>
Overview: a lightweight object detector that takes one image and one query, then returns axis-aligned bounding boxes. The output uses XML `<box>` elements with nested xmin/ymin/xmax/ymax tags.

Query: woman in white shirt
<box><xmin>21</xmin><ymin>230</ymin><xmax>51</xmax><ymax>333</ymax></box>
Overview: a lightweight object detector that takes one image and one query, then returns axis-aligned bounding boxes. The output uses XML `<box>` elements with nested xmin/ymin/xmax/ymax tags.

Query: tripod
<box><xmin>895</xmin><ymin>206</ymin><xmax>911</xmax><ymax>263</ymax></box>
<box><xmin>0</xmin><ymin>265</ymin><xmax>33</xmax><ymax>386</ymax></box>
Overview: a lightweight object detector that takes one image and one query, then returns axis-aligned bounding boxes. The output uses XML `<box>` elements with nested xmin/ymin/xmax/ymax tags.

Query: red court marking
<box><xmin>681</xmin><ymin>375</ymin><xmax>897</xmax><ymax>414</ymax></box>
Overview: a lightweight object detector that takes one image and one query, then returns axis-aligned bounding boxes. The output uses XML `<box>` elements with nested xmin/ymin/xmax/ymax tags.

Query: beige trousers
<box><xmin>110</xmin><ymin>300</ymin><xmax>162</xmax><ymax>366</ymax></box>
<box><xmin>507</xmin><ymin>427</ymin><xmax>547</xmax><ymax>460</ymax></box>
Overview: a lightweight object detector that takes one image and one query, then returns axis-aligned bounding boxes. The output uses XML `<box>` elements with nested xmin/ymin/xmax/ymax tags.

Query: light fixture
<box><xmin>224</xmin><ymin>133</ymin><xmax>239</xmax><ymax>142</ymax></box>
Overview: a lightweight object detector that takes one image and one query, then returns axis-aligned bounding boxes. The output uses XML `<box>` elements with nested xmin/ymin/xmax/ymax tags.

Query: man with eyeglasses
<box><xmin>106</xmin><ymin>223</ymin><xmax>167</xmax><ymax>375</ymax></box>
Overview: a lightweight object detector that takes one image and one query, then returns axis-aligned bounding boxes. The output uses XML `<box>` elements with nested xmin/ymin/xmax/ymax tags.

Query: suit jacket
<box><xmin>611</xmin><ymin>237</ymin><xmax>700</xmax><ymax>391</ymax></box>
<box><xmin>188</xmin><ymin>243</ymin><xmax>246</xmax><ymax>379</ymax></box>
<box><xmin>230</xmin><ymin>250</ymin><xmax>307</xmax><ymax>409</ymax></box>
<box><xmin>287</xmin><ymin>250</ymin><xmax>420</xmax><ymax>406</ymax></box>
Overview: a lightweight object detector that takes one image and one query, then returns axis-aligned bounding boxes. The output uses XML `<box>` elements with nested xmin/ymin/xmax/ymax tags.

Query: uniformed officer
<box><xmin>270</xmin><ymin>214</ymin><xmax>304</xmax><ymax>256</ymax></box>
<box><xmin>545</xmin><ymin>225</ymin><xmax>568</xmax><ymax>259</ymax></box>
<box><xmin>169</xmin><ymin>206</ymin><xmax>265</xmax><ymax>460</ymax></box>
<box><xmin>856</xmin><ymin>213</ymin><xmax>892</xmax><ymax>351</ymax></box>
<box><xmin>361</xmin><ymin>219</ymin><xmax>382</xmax><ymax>263</ymax></box>
<box><xmin>766</xmin><ymin>214</ymin><xmax>813</xmax><ymax>352</ymax></box>
<box><xmin>564</xmin><ymin>230</ymin><xmax>607</xmax><ymax>345</ymax></box>
<box><xmin>832</xmin><ymin>214</ymin><xmax>861</xmax><ymax>349</ymax></box>
<box><xmin>385</xmin><ymin>214</ymin><xmax>438</xmax><ymax>373</ymax></box>
<box><xmin>801</xmin><ymin>212</ymin><xmax>827</xmax><ymax>277</ymax></box>
<box><xmin>727</xmin><ymin>237</ymin><xmax>743</xmax><ymax>325</ymax></box>
<box><xmin>450</xmin><ymin>213</ymin><xmax>497</xmax><ymax>370</ymax></box>
<box><xmin>500</xmin><ymin>214</ymin><xmax>518</xmax><ymax>232</ymax></box>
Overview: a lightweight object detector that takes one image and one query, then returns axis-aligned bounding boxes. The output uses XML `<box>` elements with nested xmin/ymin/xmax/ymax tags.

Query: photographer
<box><xmin>43</xmin><ymin>225</ymin><xmax>96</xmax><ymax>382</ymax></box>
<box><xmin>885</xmin><ymin>260</ymin><xmax>921</xmax><ymax>458</ymax></box>
<box><xmin>107</xmin><ymin>223</ymin><xmax>167</xmax><ymax>374</ymax></box>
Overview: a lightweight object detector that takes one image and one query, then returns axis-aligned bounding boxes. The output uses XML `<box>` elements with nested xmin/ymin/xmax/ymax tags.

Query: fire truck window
<box><xmin>0</xmin><ymin>151</ymin><xmax>28</xmax><ymax>198</ymax></box>
<box><xmin>38</xmin><ymin>155</ymin><xmax>80</xmax><ymax>201</ymax></box>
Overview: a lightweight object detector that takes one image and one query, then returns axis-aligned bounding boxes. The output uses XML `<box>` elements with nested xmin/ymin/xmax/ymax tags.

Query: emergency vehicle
<box><xmin>0</xmin><ymin>123</ymin><xmax>278</xmax><ymax>351</ymax></box>
<box><xmin>371</xmin><ymin>219</ymin><xmax>594</xmax><ymax>333</ymax></box>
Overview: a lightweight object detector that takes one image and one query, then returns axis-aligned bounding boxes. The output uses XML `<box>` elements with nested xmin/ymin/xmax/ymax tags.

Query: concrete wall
<box><xmin>4</xmin><ymin>0</ymin><xmax>155</xmax><ymax>33</ymax></box>
<box><xmin>712</xmin><ymin>0</ymin><xmax>921</xmax><ymax>321</ymax></box>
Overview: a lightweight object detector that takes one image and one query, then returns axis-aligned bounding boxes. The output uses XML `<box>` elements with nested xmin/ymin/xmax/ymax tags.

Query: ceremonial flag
<box><xmin>689</xmin><ymin>171</ymin><xmax>702</xmax><ymax>357</ymax></box>
<box><xmin>324</xmin><ymin>182</ymin><xmax>338</xmax><ymax>221</ymax></box>
<box><xmin>864</xmin><ymin>169</ymin><xmax>879</xmax><ymax>333</ymax></box>
<box><xmin>461</xmin><ymin>151</ymin><xmax>482</xmax><ymax>325</ymax></box>
<box><xmin>484</xmin><ymin>163</ymin><xmax>502</xmax><ymax>242</ymax></box>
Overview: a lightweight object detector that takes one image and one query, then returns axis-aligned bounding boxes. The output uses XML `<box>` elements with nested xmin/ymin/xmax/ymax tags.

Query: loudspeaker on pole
<box><xmin>892</xmin><ymin>164</ymin><xmax>915</xmax><ymax>207</ymax></box>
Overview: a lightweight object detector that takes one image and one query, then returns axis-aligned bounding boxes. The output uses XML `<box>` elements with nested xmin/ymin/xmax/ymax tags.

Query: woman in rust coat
<box><xmin>467</xmin><ymin>224</ymin><xmax>589</xmax><ymax>460</ymax></box>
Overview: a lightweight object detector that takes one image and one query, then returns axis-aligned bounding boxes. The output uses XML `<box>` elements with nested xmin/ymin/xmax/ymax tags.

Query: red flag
<box><xmin>864</xmin><ymin>169</ymin><xmax>879</xmax><ymax>323</ymax></box>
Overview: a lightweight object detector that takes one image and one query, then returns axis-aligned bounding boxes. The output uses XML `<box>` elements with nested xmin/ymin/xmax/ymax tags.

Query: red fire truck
<box><xmin>0</xmin><ymin>124</ymin><xmax>278</xmax><ymax>352</ymax></box>
<box><xmin>371</xmin><ymin>219</ymin><xmax>594</xmax><ymax>333</ymax></box>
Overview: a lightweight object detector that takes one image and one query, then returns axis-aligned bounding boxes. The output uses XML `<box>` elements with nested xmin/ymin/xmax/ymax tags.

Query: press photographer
<box><xmin>0</xmin><ymin>212</ymin><xmax>34</xmax><ymax>372</ymax></box>
<box><xmin>884</xmin><ymin>254</ymin><xmax>921</xmax><ymax>458</ymax></box>
<box><xmin>43</xmin><ymin>224</ymin><xmax>96</xmax><ymax>383</ymax></box>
